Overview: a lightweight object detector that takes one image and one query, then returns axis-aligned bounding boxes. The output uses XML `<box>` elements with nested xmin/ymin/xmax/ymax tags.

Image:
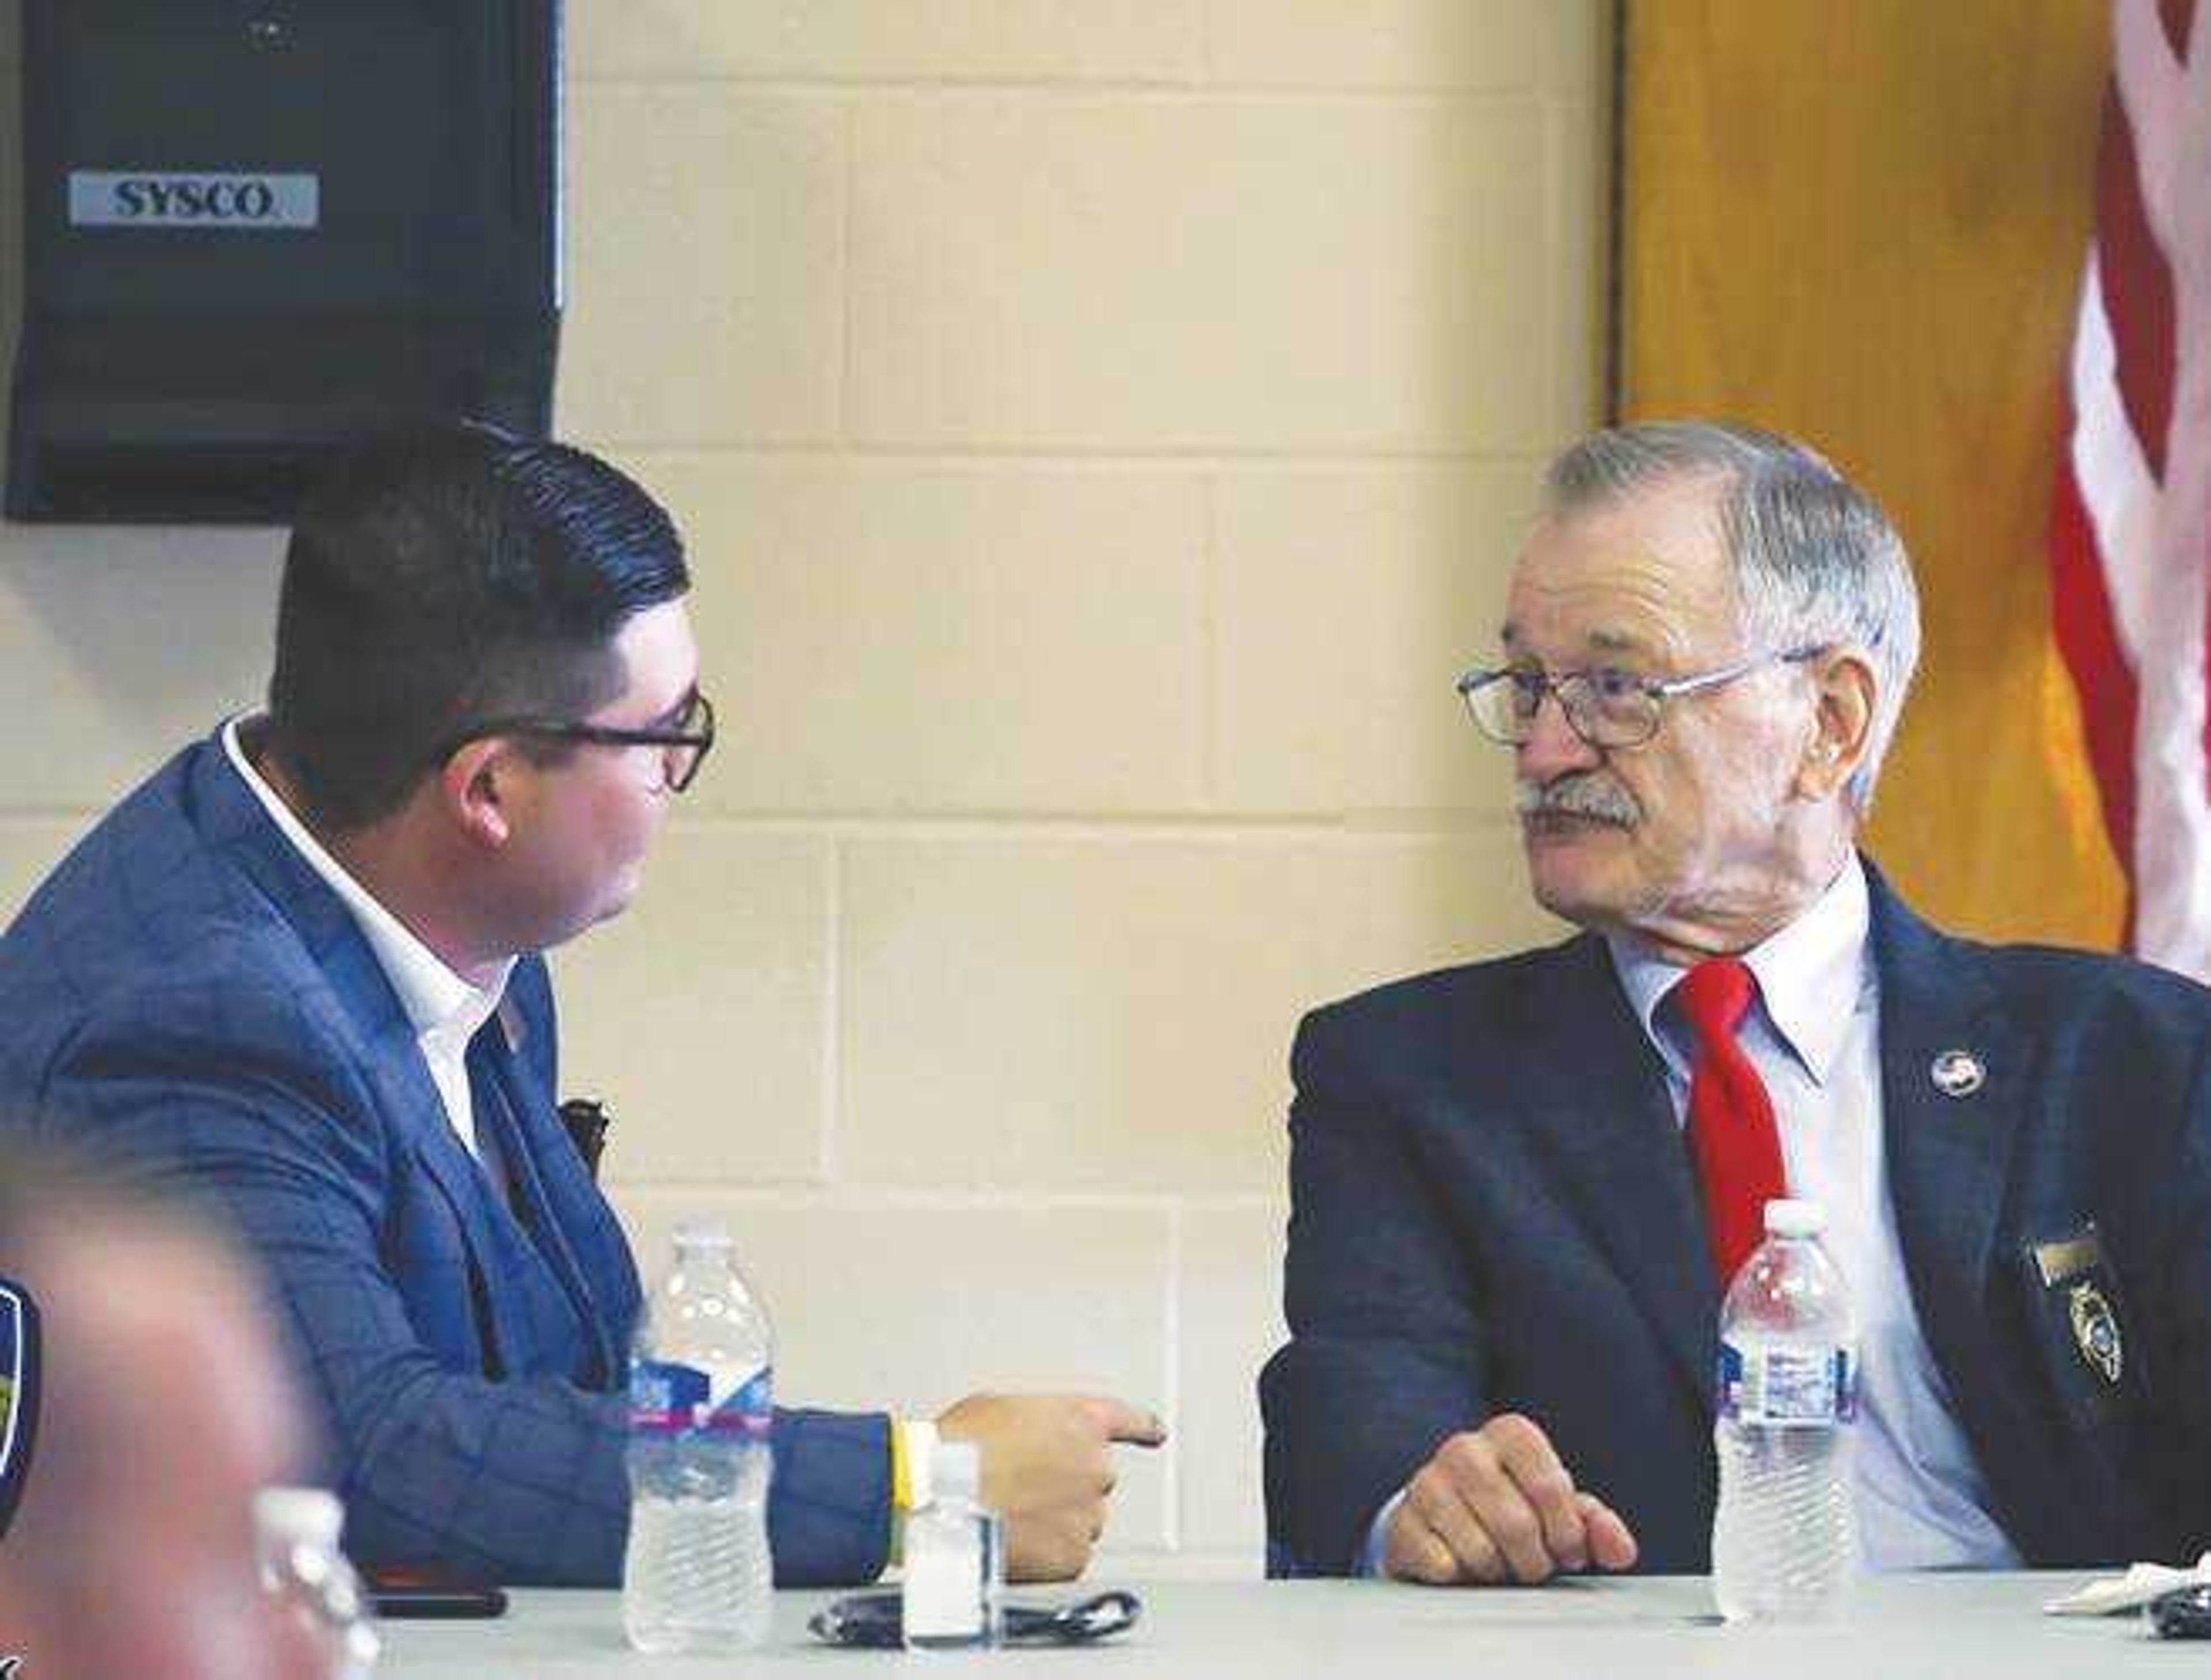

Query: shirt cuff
<box><xmin>1361</xmin><ymin>1487</ymin><xmax>1410</xmax><ymax>1578</ymax></box>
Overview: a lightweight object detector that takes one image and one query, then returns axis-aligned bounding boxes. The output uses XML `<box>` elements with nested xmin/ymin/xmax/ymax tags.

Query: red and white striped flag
<box><xmin>2053</xmin><ymin>0</ymin><xmax>2211</xmax><ymax>975</ymax></box>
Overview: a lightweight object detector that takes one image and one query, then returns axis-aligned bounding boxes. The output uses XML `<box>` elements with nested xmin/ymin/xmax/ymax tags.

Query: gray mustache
<box><xmin>1515</xmin><ymin>774</ymin><xmax>1641</xmax><ymax>827</ymax></box>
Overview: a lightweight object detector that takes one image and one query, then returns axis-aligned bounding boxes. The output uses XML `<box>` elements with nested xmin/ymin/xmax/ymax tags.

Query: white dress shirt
<box><xmin>222</xmin><ymin>716</ymin><xmax>512</xmax><ymax>1161</ymax></box>
<box><xmin>1604</xmin><ymin>853</ymin><xmax>2019</xmax><ymax>1570</ymax></box>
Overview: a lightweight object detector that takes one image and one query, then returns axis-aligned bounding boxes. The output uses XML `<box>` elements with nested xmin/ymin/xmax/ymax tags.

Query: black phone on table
<box><xmin>362</xmin><ymin>1564</ymin><xmax>508</xmax><ymax>1620</ymax></box>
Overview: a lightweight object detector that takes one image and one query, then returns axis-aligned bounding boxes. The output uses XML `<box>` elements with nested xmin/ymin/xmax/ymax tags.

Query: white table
<box><xmin>378</xmin><ymin>1572</ymin><xmax>2198</xmax><ymax>1677</ymax></box>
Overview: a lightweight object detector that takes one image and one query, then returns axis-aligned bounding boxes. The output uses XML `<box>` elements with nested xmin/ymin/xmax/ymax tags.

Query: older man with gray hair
<box><xmin>1260</xmin><ymin>421</ymin><xmax>2211</xmax><ymax>1583</ymax></box>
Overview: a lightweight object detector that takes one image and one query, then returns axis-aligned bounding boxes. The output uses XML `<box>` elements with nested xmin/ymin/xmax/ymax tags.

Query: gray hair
<box><xmin>1541</xmin><ymin>420</ymin><xmax>1921</xmax><ymax>811</ymax></box>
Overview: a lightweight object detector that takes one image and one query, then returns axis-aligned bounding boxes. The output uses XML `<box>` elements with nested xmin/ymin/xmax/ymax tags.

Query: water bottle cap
<box><xmin>1764</xmin><ymin>1198</ymin><xmax>1825</xmax><ymax>1238</ymax></box>
<box><xmin>672</xmin><ymin>1221</ymin><xmax>734</xmax><ymax>1252</ymax></box>
<box><xmin>934</xmin><ymin>1440</ymin><xmax>982</xmax><ymax>1502</ymax></box>
<box><xmin>253</xmin><ymin>1485</ymin><xmax>345</xmax><ymax>1549</ymax></box>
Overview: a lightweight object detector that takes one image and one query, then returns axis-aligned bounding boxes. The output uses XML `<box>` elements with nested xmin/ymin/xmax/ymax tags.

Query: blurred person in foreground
<box><xmin>1261</xmin><ymin>420</ymin><xmax>2211</xmax><ymax>1582</ymax></box>
<box><xmin>0</xmin><ymin>1156</ymin><xmax>324</xmax><ymax>1679</ymax></box>
<box><xmin>0</xmin><ymin>424</ymin><xmax>1162</xmax><ymax>1588</ymax></box>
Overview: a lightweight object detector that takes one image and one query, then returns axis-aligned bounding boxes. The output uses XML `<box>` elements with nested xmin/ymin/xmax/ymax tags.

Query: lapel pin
<box><xmin>1930</xmin><ymin>1049</ymin><xmax>1985</xmax><ymax>1098</ymax></box>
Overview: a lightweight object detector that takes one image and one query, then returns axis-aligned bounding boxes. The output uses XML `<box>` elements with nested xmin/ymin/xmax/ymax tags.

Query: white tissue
<box><xmin>2042</xmin><ymin>1552</ymin><xmax>2211</xmax><ymax>1616</ymax></box>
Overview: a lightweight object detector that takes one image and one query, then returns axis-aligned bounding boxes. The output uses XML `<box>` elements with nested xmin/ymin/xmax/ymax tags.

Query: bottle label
<box><xmin>629</xmin><ymin>1360</ymin><xmax>774</xmax><ymax>1439</ymax></box>
<box><xmin>711</xmin><ymin>1369</ymin><xmax>774</xmax><ymax>1442</ymax></box>
<box><xmin>1717</xmin><ymin>1341</ymin><xmax>1856</xmax><ymax>1426</ymax></box>
<box><xmin>905</xmin><ymin>1531</ymin><xmax>986</xmax><ymax>1639</ymax></box>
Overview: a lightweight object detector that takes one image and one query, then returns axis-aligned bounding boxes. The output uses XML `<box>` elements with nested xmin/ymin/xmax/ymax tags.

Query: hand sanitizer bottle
<box><xmin>902</xmin><ymin>1441</ymin><xmax>1004</xmax><ymax>1651</ymax></box>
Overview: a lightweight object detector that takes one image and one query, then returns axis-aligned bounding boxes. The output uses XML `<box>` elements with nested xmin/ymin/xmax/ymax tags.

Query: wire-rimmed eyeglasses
<box><xmin>1454</xmin><ymin>647</ymin><xmax>1822</xmax><ymax>750</ymax></box>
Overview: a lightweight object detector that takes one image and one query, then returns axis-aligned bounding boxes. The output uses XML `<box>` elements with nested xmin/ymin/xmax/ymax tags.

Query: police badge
<box><xmin>2023</xmin><ymin>1223</ymin><xmax>2145</xmax><ymax>1424</ymax></box>
<box><xmin>2067</xmin><ymin>1280</ymin><xmax>2124</xmax><ymax>1386</ymax></box>
<box><xmin>0</xmin><ymin>1275</ymin><xmax>40</xmax><ymax>1541</ymax></box>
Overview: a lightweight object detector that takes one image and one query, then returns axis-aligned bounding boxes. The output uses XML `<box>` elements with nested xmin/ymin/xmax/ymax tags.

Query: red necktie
<box><xmin>1674</xmin><ymin>958</ymin><xmax>1788</xmax><ymax>1286</ymax></box>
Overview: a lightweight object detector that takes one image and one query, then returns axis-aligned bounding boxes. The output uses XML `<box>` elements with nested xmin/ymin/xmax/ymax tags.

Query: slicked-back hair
<box><xmin>266</xmin><ymin>425</ymin><xmax>690</xmax><ymax>831</ymax></box>
<box><xmin>1541</xmin><ymin>421</ymin><xmax>1921</xmax><ymax>812</ymax></box>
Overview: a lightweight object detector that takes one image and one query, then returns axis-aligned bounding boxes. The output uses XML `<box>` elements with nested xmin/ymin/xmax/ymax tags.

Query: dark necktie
<box><xmin>1674</xmin><ymin>957</ymin><xmax>1788</xmax><ymax>1285</ymax></box>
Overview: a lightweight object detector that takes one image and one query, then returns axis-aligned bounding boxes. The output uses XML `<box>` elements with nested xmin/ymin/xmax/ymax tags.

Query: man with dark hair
<box><xmin>265</xmin><ymin>426</ymin><xmax>700</xmax><ymax>837</ymax></box>
<box><xmin>0</xmin><ymin>425</ymin><xmax>1161</xmax><ymax>1588</ymax></box>
<box><xmin>1261</xmin><ymin>420</ymin><xmax>2211</xmax><ymax>1584</ymax></box>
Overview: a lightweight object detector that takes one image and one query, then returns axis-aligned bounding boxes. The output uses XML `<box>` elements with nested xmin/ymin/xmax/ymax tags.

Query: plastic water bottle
<box><xmin>623</xmin><ymin>1222</ymin><xmax>776</xmax><ymax>1654</ymax></box>
<box><xmin>1712</xmin><ymin>1198</ymin><xmax>1858</xmax><ymax>1622</ymax></box>
<box><xmin>902</xmin><ymin>1441</ymin><xmax>1005</xmax><ymax>1652</ymax></box>
<box><xmin>253</xmin><ymin>1486</ymin><xmax>382</xmax><ymax>1679</ymax></box>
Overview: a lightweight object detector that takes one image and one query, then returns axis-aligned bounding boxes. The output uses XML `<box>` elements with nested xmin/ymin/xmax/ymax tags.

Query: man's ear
<box><xmin>1794</xmin><ymin>647</ymin><xmax>1878</xmax><ymax>802</ymax></box>
<box><xmin>436</xmin><ymin>738</ymin><xmax>521</xmax><ymax>849</ymax></box>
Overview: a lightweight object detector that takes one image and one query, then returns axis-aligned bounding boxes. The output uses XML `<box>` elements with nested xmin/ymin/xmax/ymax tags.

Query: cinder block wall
<box><xmin>0</xmin><ymin>2</ymin><xmax>1602</xmax><ymax>1572</ymax></box>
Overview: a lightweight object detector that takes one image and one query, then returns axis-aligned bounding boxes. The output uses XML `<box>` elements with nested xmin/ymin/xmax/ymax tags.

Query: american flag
<box><xmin>2053</xmin><ymin>0</ymin><xmax>2211</xmax><ymax>975</ymax></box>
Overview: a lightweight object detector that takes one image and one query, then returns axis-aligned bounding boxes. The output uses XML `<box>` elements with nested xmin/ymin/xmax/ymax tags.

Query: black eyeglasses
<box><xmin>1454</xmin><ymin>647</ymin><xmax>1823</xmax><ymax>750</ymax></box>
<box><xmin>435</xmin><ymin>691</ymin><xmax>716</xmax><ymax>793</ymax></box>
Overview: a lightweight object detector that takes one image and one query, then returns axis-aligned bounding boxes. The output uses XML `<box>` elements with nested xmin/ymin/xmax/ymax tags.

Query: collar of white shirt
<box><xmin>1604</xmin><ymin>853</ymin><xmax>1872</xmax><ymax>1093</ymax></box>
<box><xmin>220</xmin><ymin>714</ymin><xmax>512</xmax><ymax>1054</ymax></box>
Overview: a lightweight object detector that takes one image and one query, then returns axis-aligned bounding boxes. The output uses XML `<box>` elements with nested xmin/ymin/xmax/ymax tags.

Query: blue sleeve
<box><xmin>31</xmin><ymin>985</ymin><xmax>634</xmax><ymax>1582</ymax></box>
<box><xmin>766</xmin><ymin>1408</ymin><xmax>894</xmax><ymax>1586</ymax></box>
<box><xmin>26</xmin><ymin>985</ymin><xmax>892</xmax><ymax>1587</ymax></box>
<box><xmin>1259</xmin><ymin>1009</ymin><xmax>1490</xmax><ymax>1575</ymax></box>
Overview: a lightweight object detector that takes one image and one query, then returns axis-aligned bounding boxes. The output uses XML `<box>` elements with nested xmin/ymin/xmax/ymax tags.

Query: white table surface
<box><xmin>377</xmin><ymin>1571</ymin><xmax>2202</xmax><ymax>1677</ymax></box>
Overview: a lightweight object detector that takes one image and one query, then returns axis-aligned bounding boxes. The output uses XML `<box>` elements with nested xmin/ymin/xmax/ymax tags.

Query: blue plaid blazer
<box><xmin>0</xmin><ymin>729</ymin><xmax>892</xmax><ymax>1586</ymax></box>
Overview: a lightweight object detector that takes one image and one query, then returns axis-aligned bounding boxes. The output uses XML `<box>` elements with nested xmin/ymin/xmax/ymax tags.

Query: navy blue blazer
<box><xmin>1260</xmin><ymin>868</ymin><xmax>2211</xmax><ymax>1575</ymax></box>
<box><xmin>0</xmin><ymin>731</ymin><xmax>892</xmax><ymax>1586</ymax></box>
